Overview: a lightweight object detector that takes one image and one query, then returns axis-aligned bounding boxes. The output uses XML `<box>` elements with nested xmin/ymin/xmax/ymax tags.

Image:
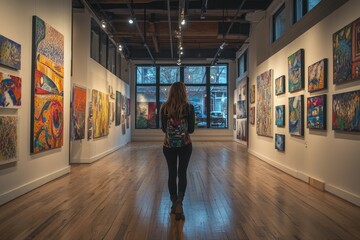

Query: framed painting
<box><xmin>72</xmin><ymin>85</ymin><xmax>87</xmax><ymax>140</ymax></box>
<box><xmin>288</xmin><ymin>49</ymin><xmax>304</xmax><ymax>92</ymax></box>
<box><xmin>275</xmin><ymin>134</ymin><xmax>285</xmax><ymax>152</ymax></box>
<box><xmin>275</xmin><ymin>105</ymin><xmax>285</xmax><ymax>127</ymax></box>
<box><xmin>307</xmin><ymin>95</ymin><xmax>326</xmax><ymax>130</ymax></box>
<box><xmin>249</xmin><ymin>85</ymin><xmax>255</xmax><ymax>104</ymax></box>
<box><xmin>115</xmin><ymin>91</ymin><xmax>121</xmax><ymax>126</ymax></box>
<box><xmin>275</xmin><ymin>75</ymin><xmax>285</xmax><ymax>95</ymax></box>
<box><xmin>88</xmin><ymin>101</ymin><xmax>93</xmax><ymax>140</ymax></box>
<box><xmin>249</xmin><ymin>107</ymin><xmax>255</xmax><ymax>125</ymax></box>
<box><xmin>31</xmin><ymin>16</ymin><xmax>64</xmax><ymax>153</ymax></box>
<box><xmin>92</xmin><ymin>89</ymin><xmax>110</xmax><ymax>138</ymax></box>
<box><xmin>333</xmin><ymin>17</ymin><xmax>360</xmax><ymax>83</ymax></box>
<box><xmin>0</xmin><ymin>35</ymin><xmax>21</xmax><ymax>70</ymax></box>
<box><xmin>256</xmin><ymin>69</ymin><xmax>272</xmax><ymax>137</ymax></box>
<box><xmin>289</xmin><ymin>95</ymin><xmax>304</xmax><ymax>136</ymax></box>
<box><xmin>332</xmin><ymin>90</ymin><xmax>360</xmax><ymax>132</ymax></box>
<box><xmin>0</xmin><ymin>72</ymin><xmax>21</xmax><ymax>108</ymax></box>
<box><xmin>0</xmin><ymin>116</ymin><xmax>17</xmax><ymax>164</ymax></box>
<box><xmin>236</xmin><ymin>119</ymin><xmax>247</xmax><ymax>142</ymax></box>
<box><xmin>308</xmin><ymin>59</ymin><xmax>327</xmax><ymax>92</ymax></box>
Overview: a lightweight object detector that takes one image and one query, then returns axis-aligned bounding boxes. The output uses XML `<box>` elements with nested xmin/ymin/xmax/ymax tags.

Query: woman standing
<box><xmin>160</xmin><ymin>82</ymin><xmax>195</xmax><ymax>221</ymax></box>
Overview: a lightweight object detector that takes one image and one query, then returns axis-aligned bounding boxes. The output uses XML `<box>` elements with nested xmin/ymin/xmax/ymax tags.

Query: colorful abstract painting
<box><xmin>31</xmin><ymin>16</ymin><xmax>64</xmax><ymax>153</ymax></box>
<box><xmin>333</xmin><ymin>17</ymin><xmax>360</xmax><ymax>83</ymax></box>
<box><xmin>88</xmin><ymin>101</ymin><xmax>93</xmax><ymax>140</ymax></box>
<box><xmin>0</xmin><ymin>116</ymin><xmax>17</xmax><ymax>163</ymax></box>
<box><xmin>0</xmin><ymin>72</ymin><xmax>21</xmax><ymax>108</ymax></box>
<box><xmin>0</xmin><ymin>35</ymin><xmax>21</xmax><ymax>70</ymax></box>
<box><xmin>332</xmin><ymin>90</ymin><xmax>360</xmax><ymax>132</ymax></box>
<box><xmin>275</xmin><ymin>134</ymin><xmax>285</xmax><ymax>152</ymax></box>
<box><xmin>250</xmin><ymin>107</ymin><xmax>255</xmax><ymax>125</ymax></box>
<box><xmin>275</xmin><ymin>105</ymin><xmax>285</xmax><ymax>127</ymax></box>
<box><xmin>249</xmin><ymin>85</ymin><xmax>255</xmax><ymax>104</ymax></box>
<box><xmin>275</xmin><ymin>75</ymin><xmax>285</xmax><ymax>95</ymax></box>
<box><xmin>289</xmin><ymin>95</ymin><xmax>304</xmax><ymax>136</ymax></box>
<box><xmin>115</xmin><ymin>91</ymin><xmax>121</xmax><ymax>126</ymax></box>
<box><xmin>92</xmin><ymin>89</ymin><xmax>110</xmax><ymax>138</ymax></box>
<box><xmin>288</xmin><ymin>49</ymin><xmax>304</xmax><ymax>92</ymax></box>
<box><xmin>308</xmin><ymin>59</ymin><xmax>327</xmax><ymax>92</ymax></box>
<box><xmin>256</xmin><ymin>70</ymin><xmax>272</xmax><ymax>137</ymax></box>
<box><xmin>307</xmin><ymin>95</ymin><xmax>326</xmax><ymax>130</ymax></box>
<box><xmin>72</xmin><ymin>85</ymin><xmax>87</xmax><ymax>140</ymax></box>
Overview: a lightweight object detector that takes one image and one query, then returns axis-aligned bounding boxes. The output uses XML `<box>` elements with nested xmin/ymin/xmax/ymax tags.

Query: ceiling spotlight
<box><xmin>119</xmin><ymin>44</ymin><xmax>123</xmax><ymax>51</ymax></box>
<box><xmin>101</xmin><ymin>20</ymin><xmax>106</xmax><ymax>28</ymax></box>
<box><xmin>177</xmin><ymin>60</ymin><xmax>181</xmax><ymax>66</ymax></box>
<box><xmin>220</xmin><ymin>42</ymin><xmax>226</xmax><ymax>49</ymax></box>
<box><xmin>181</xmin><ymin>19</ymin><xmax>186</xmax><ymax>25</ymax></box>
<box><xmin>128</xmin><ymin>18</ymin><xmax>134</xmax><ymax>24</ymax></box>
<box><xmin>179</xmin><ymin>46</ymin><xmax>183</xmax><ymax>50</ymax></box>
<box><xmin>180</xmin><ymin>51</ymin><xmax>183</xmax><ymax>55</ymax></box>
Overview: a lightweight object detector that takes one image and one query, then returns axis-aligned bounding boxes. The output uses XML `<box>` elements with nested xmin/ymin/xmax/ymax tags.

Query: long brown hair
<box><xmin>162</xmin><ymin>82</ymin><xmax>189</xmax><ymax>119</ymax></box>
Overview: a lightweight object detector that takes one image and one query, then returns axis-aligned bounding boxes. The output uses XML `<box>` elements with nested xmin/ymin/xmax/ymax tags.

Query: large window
<box><xmin>294</xmin><ymin>0</ymin><xmax>321</xmax><ymax>23</ymax></box>
<box><xmin>135</xmin><ymin>64</ymin><xmax>229</xmax><ymax>129</ymax></box>
<box><xmin>273</xmin><ymin>4</ymin><xmax>286</xmax><ymax>42</ymax></box>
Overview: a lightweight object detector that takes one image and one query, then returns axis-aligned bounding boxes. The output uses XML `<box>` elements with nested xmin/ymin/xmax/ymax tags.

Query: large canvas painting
<box><xmin>237</xmin><ymin>100</ymin><xmax>247</xmax><ymax>119</ymax></box>
<box><xmin>333</xmin><ymin>17</ymin><xmax>360</xmax><ymax>83</ymax></box>
<box><xmin>308</xmin><ymin>59</ymin><xmax>327</xmax><ymax>92</ymax></box>
<box><xmin>275</xmin><ymin>105</ymin><xmax>285</xmax><ymax>127</ymax></box>
<box><xmin>275</xmin><ymin>75</ymin><xmax>285</xmax><ymax>95</ymax></box>
<box><xmin>236</xmin><ymin>119</ymin><xmax>247</xmax><ymax>141</ymax></box>
<box><xmin>115</xmin><ymin>91</ymin><xmax>121</xmax><ymax>126</ymax></box>
<box><xmin>31</xmin><ymin>16</ymin><xmax>64</xmax><ymax>153</ymax></box>
<box><xmin>72</xmin><ymin>85</ymin><xmax>87</xmax><ymax>140</ymax></box>
<box><xmin>307</xmin><ymin>95</ymin><xmax>326</xmax><ymax>130</ymax></box>
<box><xmin>288</xmin><ymin>49</ymin><xmax>304</xmax><ymax>92</ymax></box>
<box><xmin>0</xmin><ymin>35</ymin><xmax>21</xmax><ymax>70</ymax></box>
<box><xmin>92</xmin><ymin>89</ymin><xmax>110</xmax><ymax>138</ymax></box>
<box><xmin>250</xmin><ymin>107</ymin><xmax>255</xmax><ymax>125</ymax></box>
<box><xmin>275</xmin><ymin>134</ymin><xmax>285</xmax><ymax>152</ymax></box>
<box><xmin>289</xmin><ymin>95</ymin><xmax>304</xmax><ymax>136</ymax></box>
<box><xmin>0</xmin><ymin>116</ymin><xmax>17</xmax><ymax>164</ymax></box>
<box><xmin>256</xmin><ymin>70</ymin><xmax>272</xmax><ymax>137</ymax></box>
<box><xmin>332</xmin><ymin>90</ymin><xmax>360</xmax><ymax>132</ymax></box>
<box><xmin>0</xmin><ymin>72</ymin><xmax>21</xmax><ymax>108</ymax></box>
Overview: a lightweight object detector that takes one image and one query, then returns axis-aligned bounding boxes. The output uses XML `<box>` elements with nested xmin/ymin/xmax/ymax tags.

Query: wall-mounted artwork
<box><xmin>288</xmin><ymin>49</ymin><xmax>304</xmax><ymax>92</ymax></box>
<box><xmin>275</xmin><ymin>105</ymin><xmax>285</xmax><ymax>127</ymax></box>
<box><xmin>250</xmin><ymin>107</ymin><xmax>255</xmax><ymax>125</ymax></box>
<box><xmin>237</xmin><ymin>100</ymin><xmax>247</xmax><ymax>119</ymax></box>
<box><xmin>88</xmin><ymin>101</ymin><xmax>93</xmax><ymax>140</ymax></box>
<box><xmin>333</xmin><ymin>17</ymin><xmax>360</xmax><ymax>83</ymax></box>
<box><xmin>307</xmin><ymin>95</ymin><xmax>326</xmax><ymax>130</ymax></box>
<box><xmin>308</xmin><ymin>59</ymin><xmax>327</xmax><ymax>92</ymax></box>
<box><xmin>332</xmin><ymin>90</ymin><xmax>360</xmax><ymax>132</ymax></box>
<box><xmin>115</xmin><ymin>91</ymin><xmax>121</xmax><ymax>126</ymax></box>
<box><xmin>289</xmin><ymin>95</ymin><xmax>304</xmax><ymax>136</ymax></box>
<box><xmin>249</xmin><ymin>85</ymin><xmax>255</xmax><ymax>104</ymax></box>
<box><xmin>256</xmin><ymin>70</ymin><xmax>272</xmax><ymax>137</ymax></box>
<box><xmin>72</xmin><ymin>85</ymin><xmax>86</xmax><ymax>140</ymax></box>
<box><xmin>0</xmin><ymin>72</ymin><xmax>21</xmax><ymax>108</ymax></box>
<box><xmin>0</xmin><ymin>35</ymin><xmax>21</xmax><ymax>70</ymax></box>
<box><xmin>92</xmin><ymin>89</ymin><xmax>110</xmax><ymax>138</ymax></box>
<box><xmin>275</xmin><ymin>75</ymin><xmax>285</xmax><ymax>95</ymax></box>
<box><xmin>31</xmin><ymin>16</ymin><xmax>64</xmax><ymax>153</ymax></box>
<box><xmin>127</xmin><ymin>98</ymin><xmax>131</xmax><ymax>116</ymax></box>
<box><xmin>0</xmin><ymin>116</ymin><xmax>17</xmax><ymax>164</ymax></box>
<box><xmin>236</xmin><ymin>119</ymin><xmax>247</xmax><ymax>141</ymax></box>
<box><xmin>275</xmin><ymin>134</ymin><xmax>285</xmax><ymax>152</ymax></box>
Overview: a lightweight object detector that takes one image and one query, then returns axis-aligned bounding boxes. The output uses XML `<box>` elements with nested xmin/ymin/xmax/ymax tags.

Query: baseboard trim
<box><xmin>0</xmin><ymin>166</ymin><xmax>71</xmax><ymax>206</ymax></box>
<box><xmin>248</xmin><ymin>149</ymin><xmax>360</xmax><ymax>207</ymax></box>
<box><xmin>71</xmin><ymin>144</ymin><xmax>127</xmax><ymax>163</ymax></box>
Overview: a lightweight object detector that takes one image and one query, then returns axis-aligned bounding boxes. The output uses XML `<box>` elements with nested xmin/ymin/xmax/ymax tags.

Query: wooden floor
<box><xmin>0</xmin><ymin>142</ymin><xmax>359</xmax><ymax>240</ymax></box>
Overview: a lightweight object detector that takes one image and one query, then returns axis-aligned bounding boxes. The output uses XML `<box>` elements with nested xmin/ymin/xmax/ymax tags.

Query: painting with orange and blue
<box><xmin>72</xmin><ymin>85</ymin><xmax>87</xmax><ymax>140</ymax></box>
<box><xmin>0</xmin><ymin>35</ymin><xmax>21</xmax><ymax>70</ymax></box>
<box><xmin>288</xmin><ymin>49</ymin><xmax>304</xmax><ymax>92</ymax></box>
<box><xmin>31</xmin><ymin>16</ymin><xmax>64</xmax><ymax>153</ymax></box>
<box><xmin>307</xmin><ymin>95</ymin><xmax>326</xmax><ymax>130</ymax></box>
<box><xmin>0</xmin><ymin>72</ymin><xmax>21</xmax><ymax>108</ymax></box>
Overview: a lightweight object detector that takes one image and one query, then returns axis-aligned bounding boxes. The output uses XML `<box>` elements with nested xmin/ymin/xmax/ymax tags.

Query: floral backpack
<box><xmin>165</xmin><ymin>105</ymin><xmax>191</xmax><ymax>148</ymax></box>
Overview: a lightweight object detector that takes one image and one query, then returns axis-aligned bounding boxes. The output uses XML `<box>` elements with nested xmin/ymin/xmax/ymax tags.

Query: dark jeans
<box><xmin>163</xmin><ymin>143</ymin><xmax>192</xmax><ymax>199</ymax></box>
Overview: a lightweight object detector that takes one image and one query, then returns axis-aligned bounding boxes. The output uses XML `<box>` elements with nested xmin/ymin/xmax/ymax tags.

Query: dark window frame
<box><xmin>272</xmin><ymin>3</ymin><xmax>286</xmax><ymax>42</ymax></box>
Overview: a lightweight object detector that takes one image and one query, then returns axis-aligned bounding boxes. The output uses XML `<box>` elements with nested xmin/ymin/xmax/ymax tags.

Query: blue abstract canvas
<box><xmin>0</xmin><ymin>35</ymin><xmax>21</xmax><ymax>70</ymax></box>
<box><xmin>275</xmin><ymin>134</ymin><xmax>285</xmax><ymax>151</ymax></box>
<box><xmin>307</xmin><ymin>95</ymin><xmax>326</xmax><ymax>130</ymax></box>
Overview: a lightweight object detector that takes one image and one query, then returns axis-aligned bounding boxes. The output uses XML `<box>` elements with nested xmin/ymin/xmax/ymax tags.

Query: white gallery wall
<box><xmin>0</xmin><ymin>0</ymin><xmax>72</xmax><ymax>205</ymax></box>
<box><xmin>248</xmin><ymin>0</ymin><xmax>360</xmax><ymax>206</ymax></box>
<box><xmin>71</xmin><ymin>9</ymin><xmax>131</xmax><ymax>163</ymax></box>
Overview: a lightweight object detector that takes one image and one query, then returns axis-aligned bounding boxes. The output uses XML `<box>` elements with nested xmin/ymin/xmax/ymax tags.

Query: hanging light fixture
<box><xmin>101</xmin><ymin>20</ymin><xmax>106</xmax><ymax>28</ymax></box>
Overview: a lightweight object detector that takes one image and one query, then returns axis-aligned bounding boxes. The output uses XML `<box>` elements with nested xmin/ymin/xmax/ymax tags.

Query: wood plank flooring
<box><xmin>0</xmin><ymin>142</ymin><xmax>359</xmax><ymax>239</ymax></box>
